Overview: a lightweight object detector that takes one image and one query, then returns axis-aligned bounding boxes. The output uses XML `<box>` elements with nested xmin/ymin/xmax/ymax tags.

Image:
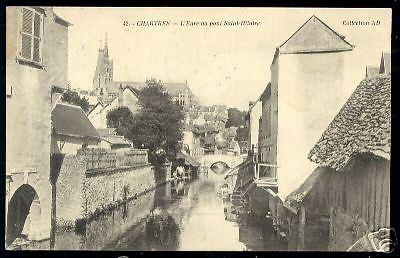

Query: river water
<box><xmin>24</xmin><ymin>170</ymin><xmax>287</xmax><ymax>251</ymax></box>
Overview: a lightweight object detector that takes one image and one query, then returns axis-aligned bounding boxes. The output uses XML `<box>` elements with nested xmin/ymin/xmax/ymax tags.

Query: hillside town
<box><xmin>5</xmin><ymin>7</ymin><xmax>391</xmax><ymax>252</ymax></box>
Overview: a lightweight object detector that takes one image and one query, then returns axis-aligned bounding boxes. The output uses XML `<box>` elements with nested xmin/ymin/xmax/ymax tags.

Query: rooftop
<box><xmin>279</xmin><ymin>15</ymin><xmax>354</xmax><ymax>54</ymax></box>
<box><xmin>308</xmin><ymin>74</ymin><xmax>391</xmax><ymax>171</ymax></box>
<box><xmin>52</xmin><ymin>103</ymin><xmax>100</xmax><ymax>141</ymax></box>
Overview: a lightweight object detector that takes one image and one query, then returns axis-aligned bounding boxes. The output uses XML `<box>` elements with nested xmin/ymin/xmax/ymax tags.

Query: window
<box><xmin>18</xmin><ymin>7</ymin><xmax>44</xmax><ymax>65</ymax></box>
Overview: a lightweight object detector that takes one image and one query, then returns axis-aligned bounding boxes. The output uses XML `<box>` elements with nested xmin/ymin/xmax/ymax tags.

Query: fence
<box><xmin>78</xmin><ymin>148</ymin><xmax>117</xmax><ymax>170</ymax></box>
<box><xmin>117</xmin><ymin>148</ymin><xmax>149</xmax><ymax>167</ymax></box>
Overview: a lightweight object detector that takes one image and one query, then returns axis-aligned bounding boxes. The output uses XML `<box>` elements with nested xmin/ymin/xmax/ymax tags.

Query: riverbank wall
<box><xmin>55</xmin><ymin>152</ymin><xmax>171</xmax><ymax>228</ymax></box>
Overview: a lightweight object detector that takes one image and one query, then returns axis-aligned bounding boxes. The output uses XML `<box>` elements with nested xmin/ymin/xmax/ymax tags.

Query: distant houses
<box><xmin>87</xmin><ymin>85</ymin><xmax>140</xmax><ymax>129</ymax></box>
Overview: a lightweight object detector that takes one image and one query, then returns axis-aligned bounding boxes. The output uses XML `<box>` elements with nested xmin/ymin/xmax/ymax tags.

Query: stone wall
<box><xmin>83</xmin><ymin>165</ymin><xmax>156</xmax><ymax>218</ymax></box>
<box><xmin>55</xmin><ymin>153</ymin><xmax>171</xmax><ymax>228</ymax></box>
<box><xmin>56</xmin><ymin>155</ymin><xmax>86</xmax><ymax>227</ymax></box>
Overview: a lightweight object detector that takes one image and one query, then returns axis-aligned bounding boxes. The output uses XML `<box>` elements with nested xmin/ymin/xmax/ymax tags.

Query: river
<box><xmin>23</xmin><ymin>168</ymin><xmax>287</xmax><ymax>251</ymax></box>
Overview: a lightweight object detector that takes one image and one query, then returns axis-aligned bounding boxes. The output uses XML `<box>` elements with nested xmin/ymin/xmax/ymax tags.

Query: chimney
<box><xmin>118</xmin><ymin>84</ymin><xmax>123</xmax><ymax>105</ymax></box>
<box><xmin>249</xmin><ymin>101</ymin><xmax>255</xmax><ymax>110</ymax></box>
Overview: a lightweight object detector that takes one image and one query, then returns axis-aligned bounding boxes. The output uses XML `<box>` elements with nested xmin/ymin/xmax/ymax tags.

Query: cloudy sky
<box><xmin>54</xmin><ymin>7</ymin><xmax>391</xmax><ymax>110</ymax></box>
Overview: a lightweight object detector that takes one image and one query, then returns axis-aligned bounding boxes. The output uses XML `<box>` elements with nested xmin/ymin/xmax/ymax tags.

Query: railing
<box><xmin>77</xmin><ymin>148</ymin><xmax>117</xmax><ymax>170</ymax></box>
<box><xmin>77</xmin><ymin>147</ymin><xmax>149</xmax><ymax>175</ymax></box>
<box><xmin>117</xmin><ymin>148</ymin><xmax>149</xmax><ymax>167</ymax></box>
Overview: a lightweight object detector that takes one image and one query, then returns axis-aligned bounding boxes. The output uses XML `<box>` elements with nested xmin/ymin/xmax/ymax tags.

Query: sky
<box><xmin>54</xmin><ymin>7</ymin><xmax>391</xmax><ymax>110</ymax></box>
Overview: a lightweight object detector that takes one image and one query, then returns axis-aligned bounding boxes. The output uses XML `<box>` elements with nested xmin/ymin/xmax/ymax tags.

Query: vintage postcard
<box><xmin>5</xmin><ymin>7</ymin><xmax>392</xmax><ymax>252</ymax></box>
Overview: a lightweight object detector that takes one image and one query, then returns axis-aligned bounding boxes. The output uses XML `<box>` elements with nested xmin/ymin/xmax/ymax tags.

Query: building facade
<box><xmin>257</xmin><ymin>16</ymin><xmax>354</xmax><ymax>201</ymax></box>
<box><xmin>87</xmin><ymin>86</ymin><xmax>140</xmax><ymax>129</ymax></box>
<box><xmin>6</xmin><ymin>7</ymin><xmax>70</xmax><ymax>245</ymax></box>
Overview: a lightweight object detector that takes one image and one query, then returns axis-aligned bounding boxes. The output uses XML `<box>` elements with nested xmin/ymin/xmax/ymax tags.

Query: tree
<box><xmin>235</xmin><ymin>126</ymin><xmax>249</xmax><ymax>142</ymax></box>
<box><xmin>129</xmin><ymin>79</ymin><xmax>185</xmax><ymax>164</ymax></box>
<box><xmin>106</xmin><ymin>107</ymin><xmax>134</xmax><ymax>137</ymax></box>
<box><xmin>61</xmin><ymin>89</ymin><xmax>90</xmax><ymax>113</ymax></box>
<box><xmin>225</xmin><ymin>108</ymin><xmax>245</xmax><ymax>128</ymax></box>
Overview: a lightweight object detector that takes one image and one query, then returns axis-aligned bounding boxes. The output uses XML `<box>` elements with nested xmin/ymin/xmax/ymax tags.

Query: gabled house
<box><xmin>97</xmin><ymin>128</ymin><xmax>132</xmax><ymax>150</ymax></box>
<box><xmin>256</xmin><ymin>16</ymin><xmax>354</xmax><ymax>216</ymax></box>
<box><xmin>87</xmin><ymin>85</ymin><xmax>140</xmax><ymax>129</ymax></box>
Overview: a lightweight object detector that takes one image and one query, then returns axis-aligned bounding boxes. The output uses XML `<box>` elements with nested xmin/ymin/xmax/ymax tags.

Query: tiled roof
<box><xmin>308</xmin><ymin>74</ymin><xmax>391</xmax><ymax>171</ymax></box>
<box><xmin>279</xmin><ymin>15</ymin><xmax>354</xmax><ymax>54</ymax></box>
<box><xmin>52</xmin><ymin>103</ymin><xmax>100</xmax><ymax>141</ymax></box>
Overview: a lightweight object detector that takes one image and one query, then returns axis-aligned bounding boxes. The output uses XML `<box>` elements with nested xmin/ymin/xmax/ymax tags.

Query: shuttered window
<box><xmin>18</xmin><ymin>7</ymin><xmax>43</xmax><ymax>64</ymax></box>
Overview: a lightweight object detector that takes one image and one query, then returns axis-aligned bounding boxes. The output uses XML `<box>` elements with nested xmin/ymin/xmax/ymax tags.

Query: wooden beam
<box><xmin>297</xmin><ymin>204</ymin><xmax>306</xmax><ymax>251</ymax></box>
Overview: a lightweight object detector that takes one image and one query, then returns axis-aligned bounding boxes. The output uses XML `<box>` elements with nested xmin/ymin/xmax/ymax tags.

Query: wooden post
<box><xmin>297</xmin><ymin>203</ymin><xmax>306</xmax><ymax>251</ymax></box>
<box><xmin>50</xmin><ymin>182</ymin><xmax>56</xmax><ymax>250</ymax></box>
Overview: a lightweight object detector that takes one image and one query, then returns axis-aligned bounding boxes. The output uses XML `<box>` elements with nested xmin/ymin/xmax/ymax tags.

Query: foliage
<box><xmin>61</xmin><ymin>89</ymin><xmax>90</xmax><ymax>113</ymax></box>
<box><xmin>106</xmin><ymin>107</ymin><xmax>135</xmax><ymax>137</ymax></box>
<box><xmin>235</xmin><ymin>126</ymin><xmax>249</xmax><ymax>142</ymax></box>
<box><xmin>129</xmin><ymin>79</ymin><xmax>185</xmax><ymax>164</ymax></box>
<box><xmin>225</xmin><ymin>108</ymin><xmax>246</xmax><ymax>128</ymax></box>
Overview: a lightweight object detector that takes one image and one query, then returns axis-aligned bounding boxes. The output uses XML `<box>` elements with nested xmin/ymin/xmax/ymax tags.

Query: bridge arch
<box><xmin>209</xmin><ymin>161</ymin><xmax>231</xmax><ymax>174</ymax></box>
<box><xmin>199</xmin><ymin>154</ymin><xmax>245</xmax><ymax>174</ymax></box>
<box><xmin>6</xmin><ymin>184</ymin><xmax>42</xmax><ymax>246</ymax></box>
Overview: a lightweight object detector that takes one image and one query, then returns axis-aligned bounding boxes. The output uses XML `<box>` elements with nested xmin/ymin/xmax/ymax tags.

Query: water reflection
<box><xmin>24</xmin><ymin>167</ymin><xmax>287</xmax><ymax>251</ymax></box>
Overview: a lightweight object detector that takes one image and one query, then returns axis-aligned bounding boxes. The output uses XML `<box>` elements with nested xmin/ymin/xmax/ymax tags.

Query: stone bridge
<box><xmin>198</xmin><ymin>154</ymin><xmax>246</xmax><ymax>174</ymax></box>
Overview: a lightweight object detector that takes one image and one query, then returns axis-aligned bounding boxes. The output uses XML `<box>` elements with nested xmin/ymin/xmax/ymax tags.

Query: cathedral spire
<box><xmin>104</xmin><ymin>32</ymin><xmax>108</xmax><ymax>56</ymax></box>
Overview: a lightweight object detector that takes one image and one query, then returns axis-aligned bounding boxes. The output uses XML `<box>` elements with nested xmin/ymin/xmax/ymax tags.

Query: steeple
<box><xmin>93</xmin><ymin>32</ymin><xmax>113</xmax><ymax>94</ymax></box>
<box><xmin>104</xmin><ymin>32</ymin><xmax>109</xmax><ymax>57</ymax></box>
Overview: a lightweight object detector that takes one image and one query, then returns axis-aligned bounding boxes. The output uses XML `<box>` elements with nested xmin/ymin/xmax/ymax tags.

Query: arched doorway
<box><xmin>6</xmin><ymin>184</ymin><xmax>41</xmax><ymax>246</ymax></box>
<box><xmin>210</xmin><ymin>161</ymin><xmax>230</xmax><ymax>174</ymax></box>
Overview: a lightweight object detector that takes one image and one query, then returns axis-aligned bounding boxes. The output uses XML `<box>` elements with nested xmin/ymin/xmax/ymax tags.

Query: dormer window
<box><xmin>17</xmin><ymin>7</ymin><xmax>44</xmax><ymax>66</ymax></box>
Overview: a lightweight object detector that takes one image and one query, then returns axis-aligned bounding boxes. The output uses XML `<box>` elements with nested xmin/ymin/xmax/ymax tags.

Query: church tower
<box><xmin>93</xmin><ymin>33</ymin><xmax>114</xmax><ymax>101</ymax></box>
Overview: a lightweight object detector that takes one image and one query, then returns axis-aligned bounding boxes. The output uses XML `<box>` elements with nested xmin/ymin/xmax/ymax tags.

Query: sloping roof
<box><xmin>279</xmin><ymin>15</ymin><xmax>354</xmax><ymax>54</ymax></box>
<box><xmin>123</xmin><ymin>85</ymin><xmax>140</xmax><ymax>97</ymax></box>
<box><xmin>365</xmin><ymin>66</ymin><xmax>380</xmax><ymax>78</ymax></box>
<box><xmin>113</xmin><ymin>81</ymin><xmax>192</xmax><ymax>97</ymax></box>
<box><xmin>285</xmin><ymin>167</ymin><xmax>328</xmax><ymax>209</ymax></box>
<box><xmin>97</xmin><ymin>128</ymin><xmax>117</xmax><ymax>137</ymax></box>
<box><xmin>53</xmin><ymin>12</ymin><xmax>72</xmax><ymax>27</ymax></box>
<box><xmin>164</xmin><ymin>82</ymin><xmax>191</xmax><ymax>96</ymax></box>
<box><xmin>102</xmin><ymin>135</ymin><xmax>132</xmax><ymax>146</ymax></box>
<box><xmin>87</xmin><ymin>101</ymin><xmax>104</xmax><ymax>116</ymax></box>
<box><xmin>224</xmin><ymin>159</ymin><xmax>251</xmax><ymax>179</ymax></box>
<box><xmin>308</xmin><ymin>74</ymin><xmax>391</xmax><ymax>171</ymax></box>
<box><xmin>52</xmin><ymin>103</ymin><xmax>100</xmax><ymax>141</ymax></box>
<box><xmin>379</xmin><ymin>52</ymin><xmax>391</xmax><ymax>74</ymax></box>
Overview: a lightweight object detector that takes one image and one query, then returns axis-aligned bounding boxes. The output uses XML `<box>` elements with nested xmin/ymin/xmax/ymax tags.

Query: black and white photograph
<box><xmin>4</xmin><ymin>6</ymin><xmax>393</xmax><ymax>252</ymax></box>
